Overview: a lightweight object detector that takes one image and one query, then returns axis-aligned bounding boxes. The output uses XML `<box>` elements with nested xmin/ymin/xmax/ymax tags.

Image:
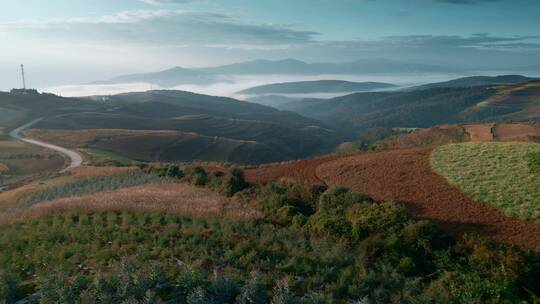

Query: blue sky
<box><xmin>1</xmin><ymin>0</ymin><xmax>540</xmax><ymax>89</ymax></box>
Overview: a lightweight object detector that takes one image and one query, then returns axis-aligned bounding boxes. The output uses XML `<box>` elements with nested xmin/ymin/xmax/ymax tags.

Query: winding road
<box><xmin>8</xmin><ymin>118</ymin><xmax>83</xmax><ymax>171</ymax></box>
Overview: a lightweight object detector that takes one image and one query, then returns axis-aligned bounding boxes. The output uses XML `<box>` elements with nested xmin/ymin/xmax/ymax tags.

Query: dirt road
<box><xmin>8</xmin><ymin>118</ymin><xmax>83</xmax><ymax>171</ymax></box>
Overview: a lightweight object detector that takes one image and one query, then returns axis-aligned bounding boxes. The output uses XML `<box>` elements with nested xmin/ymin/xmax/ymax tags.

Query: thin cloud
<box><xmin>0</xmin><ymin>10</ymin><xmax>319</xmax><ymax>47</ymax></box>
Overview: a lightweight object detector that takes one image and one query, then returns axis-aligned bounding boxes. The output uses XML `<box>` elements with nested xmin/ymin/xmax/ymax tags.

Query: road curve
<box><xmin>8</xmin><ymin>118</ymin><xmax>83</xmax><ymax>171</ymax></box>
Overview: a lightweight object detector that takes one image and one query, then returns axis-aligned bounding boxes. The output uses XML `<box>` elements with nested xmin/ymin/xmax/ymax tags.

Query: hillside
<box><xmin>280</xmin><ymin>80</ymin><xmax>540</xmax><ymax>131</ymax></box>
<box><xmin>237</xmin><ymin>80</ymin><xmax>396</xmax><ymax>95</ymax></box>
<box><xmin>412</xmin><ymin>75</ymin><xmax>537</xmax><ymax>90</ymax></box>
<box><xmin>28</xmin><ymin>90</ymin><xmax>341</xmax><ymax>164</ymax></box>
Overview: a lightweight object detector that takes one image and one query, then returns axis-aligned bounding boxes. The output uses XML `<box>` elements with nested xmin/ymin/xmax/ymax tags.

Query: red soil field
<box><xmin>245</xmin><ymin>155</ymin><xmax>341</xmax><ymax>185</ymax></box>
<box><xmin>245</xmin><ymin>148</ymin><xmax>540</xmax><ymax>249</ymax></box>
<box><xmin>493</xmin><ymin>124</ymin><xmax>540</xmax><ymax>141</ymax></box>
<box><xmin>463</xmin><ymin>124</ymin><xmax>494</xmax><ymax>141</ymax></box>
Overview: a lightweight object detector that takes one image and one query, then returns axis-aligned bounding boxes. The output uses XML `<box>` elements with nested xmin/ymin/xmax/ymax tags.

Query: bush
<box><xmin>224</xmin><ymin>168</ymin><xmax>248</xmax><ymax>197</ymax></box>
<box><xmin>346</xmin><ymin>202</ymin><xmax>410</xmax><ymax>241</ymax></box>
<box><xmin>318</xmin><ymin>187</ymin><xmax>370</xmax><ymax>211</ymax></box>
<box><xmin>0</xmin><ymin>272</ymin><xmax>20</xmax><ymax>303</ymax></box>
<box><xmin>192</xmin><ymin>167</ymin><xmax>208</xmax><ymax>186</ymax></box>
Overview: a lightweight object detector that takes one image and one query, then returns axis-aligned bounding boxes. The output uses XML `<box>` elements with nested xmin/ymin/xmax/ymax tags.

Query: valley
<box><xmin>2</xmin><ymin>75</ymin><xmax>540</xmax><ymax>303</ymax></box>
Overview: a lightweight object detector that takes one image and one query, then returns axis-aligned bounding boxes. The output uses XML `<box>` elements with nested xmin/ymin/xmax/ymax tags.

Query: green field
<box><xmin>81</xmin><ymin>148</ymin><xmax>140</xmax><ymax>166</ymax></box>
<box><xmin>431</xmin><ymin>142</ymin><xmax>540</xmax><ymax>221</ymax></box>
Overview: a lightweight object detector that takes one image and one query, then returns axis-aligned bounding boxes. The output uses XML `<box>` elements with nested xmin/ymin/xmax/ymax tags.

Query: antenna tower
<box><xmin>20</xmin><ymin>64</ymin><xmax>26</xmax><ymax>89</ymax></box>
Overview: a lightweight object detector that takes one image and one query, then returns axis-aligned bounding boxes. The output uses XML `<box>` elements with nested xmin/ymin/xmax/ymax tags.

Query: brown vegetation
<box><xmin>375</xmin><ymin>125</ymin><xmax>469</xmax><ymax>149</ymax></box>
<box><xmin>69</xmin><ymin>165</ymin><xmax>140</xmax><ymax>179</ymax></box>
<box><xmin>0</xmin><ymin>183</ymin><xmax>262</xmax><ymax>224</ymax></box>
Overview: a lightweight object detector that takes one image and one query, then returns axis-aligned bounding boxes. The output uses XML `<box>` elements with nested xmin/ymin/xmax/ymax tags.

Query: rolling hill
<box><xmin>411</xmin><ymin>75</ymin><xmax>537</xmax><ymax>90</ymax></box>
<box><xmin>280</xmin><ymin>80</ymin><xmax>540</xmax><ymax>131</ymax></box>
<box><xmin>26</xmin><ymin>90</ymin><xmax>342</xmax><ymax>164</ymax></box>
<box><xmin>237</xmin><ymin>80</ymin><xmax>396</xmax><ymax>95</ymax></box>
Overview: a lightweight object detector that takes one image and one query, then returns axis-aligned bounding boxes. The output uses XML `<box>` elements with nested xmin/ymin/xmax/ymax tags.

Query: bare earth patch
<box><xmin>463</xmin><ymin>124</ymin><xmax>494</xmax><ymax>141</ymax></box>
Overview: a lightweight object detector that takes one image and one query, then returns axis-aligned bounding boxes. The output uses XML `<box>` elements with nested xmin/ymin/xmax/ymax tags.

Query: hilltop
<box><xmin>237</xmin><ymin>80</ymin><xmax>396</xmax><ymax>95</ymax></box>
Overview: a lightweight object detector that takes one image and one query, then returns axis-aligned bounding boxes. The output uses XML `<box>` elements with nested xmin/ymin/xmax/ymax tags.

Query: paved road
<box><xmin>8</xmin><ymin>118</ymin><xmax>83</xmax><ymax>171</ymax></box>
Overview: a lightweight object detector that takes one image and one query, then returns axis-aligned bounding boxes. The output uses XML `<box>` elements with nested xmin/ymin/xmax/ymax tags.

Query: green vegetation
<box><xmin>0</xmin><ymin>107</ymin><xmax>21</xmax><ymax>125</ymax></box>
<box><xmin>19</xmin><ymin>171</ymin><xmax>165</xmax><ymax>207</ymax></box>
<box><xmin>528</xmin><ymin>152</ymin><xmax>540</xmax><ymax>174</ymax></box>
<box><xmin>431</xmin><ymin>142</ymin><xmax>540</xmax><ymax>221</ymax></box>
<box><xmin>1</xmin><ymin>177</ymin><xmax>540</xmax><ymax>303</ymax></box>
<box><xmin>81</xmin><ymin>148</ymin><xmax>140</xmax><ymax>166</ymax></box>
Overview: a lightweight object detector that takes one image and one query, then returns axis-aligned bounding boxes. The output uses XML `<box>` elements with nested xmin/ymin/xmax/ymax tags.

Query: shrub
<box><xmin>236</xmin><ymin>271</ymin><xmax>268</xmax><ymax>304</ymax></box>
<box><xmin>0</xmin><ymin>272</ymin><xmax>20</xmax><ymax>303</ymax></box>
<box><xmin>346</xmin><ymin>202</ymin><xmax>410</xmax><ymax>241</ymax></box>
<box><xmin>191</xmin><ymin>167</ymin><xmax>208</xmax><ymax>186</ymax></box>
<box><xmin>224</xmin><ymin>168</ymin><xmax>248</xmax><ymax>197</ymax></box>
<box><xmin>318</xmin><ymin>187</ymin><xmax>370</xmax><ymax>211</ymax></box>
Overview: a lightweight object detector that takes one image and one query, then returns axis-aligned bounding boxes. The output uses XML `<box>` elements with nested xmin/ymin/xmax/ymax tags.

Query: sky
<box><xmin>1</xmin><ymin>0</ymin><xmax>540</xmax><ymax>91</ymax></box>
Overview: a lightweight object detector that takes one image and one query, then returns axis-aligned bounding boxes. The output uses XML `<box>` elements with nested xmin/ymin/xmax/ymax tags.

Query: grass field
<box><xmin>16</xmin><ymin>171</ymin><xmax>164</xmax><ymax>208</ymax></box>
<box><xmin>431</xmin><ymin>142</ymin><xmax>540</xmax><ymax>221</ymax></box>
<box><xmin>81</xmin><ymin>148</ymin><xmax>140</xmax><ymax>166</ymax></box>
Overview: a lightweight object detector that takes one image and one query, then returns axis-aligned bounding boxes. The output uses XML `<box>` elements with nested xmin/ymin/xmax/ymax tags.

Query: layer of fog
<box><xmin>42</xmin><ymin>71</ymin><xmax>537</xmax><ymax>101</ymax></box>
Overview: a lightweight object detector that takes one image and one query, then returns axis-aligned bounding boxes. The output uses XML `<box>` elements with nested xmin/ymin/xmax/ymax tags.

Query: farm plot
<box><xmin>431</xmin><ymin>142</ymin><xmax>540</xmax><ymax>221</ymax></box>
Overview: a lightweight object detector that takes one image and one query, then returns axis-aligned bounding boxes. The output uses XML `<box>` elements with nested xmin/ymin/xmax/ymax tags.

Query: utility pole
<box><xmin>20</xmin><ymin>64</ymin><xmax>26</xmax><ymax>89</ymax></box>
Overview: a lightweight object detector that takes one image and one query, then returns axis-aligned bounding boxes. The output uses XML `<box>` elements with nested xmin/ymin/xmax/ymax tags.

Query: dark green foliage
<box><xmin>259</xmin><ymin>181</ymin><xmax>324</xmax><ymax>225</ymax></box>
<box><xmin>528</xmin><ymin>152</ymin><xmax>540</xmax><ymax>174</ymax></box>
<box><xmin>191</xmin><ymin>167</ymin><xmax>208</xmax><ymax>186</ymax></box>
<box><xmin>0</xmin><ymin>272</ymin><xmax>20</xmax><ymax>303</ymax></box>
<box><xmin>2</xmin><ymin>180</ymin><xmax>540</xmax><ymax>303</ymax></box>
<box><xmin>147</xmin><ymin>165</ymin><xmax>185</xmax><ymax>179</ymax></box>
<box><xmin>224</xmin><ymin>168</ymin><xmax>249</xmax><ymax>197</ymax></box>
<box><xmin>346</xmin><ymin>202</ymin><xmax>410</xmax><ymax>241</ymax></box>
<box><xmin>283</xmin><ymin>87</ymin><xmax>497</xmax><ymax>131</ymax></box>
<box><xmin>237</xmin><ymin>272</ymin><xmax>268</xmax><ymax>304</ymax></box>
<box><xmin>318</xmin><ymin>187</ymin><xmax>370</xmax><ymax>211</ymax></box>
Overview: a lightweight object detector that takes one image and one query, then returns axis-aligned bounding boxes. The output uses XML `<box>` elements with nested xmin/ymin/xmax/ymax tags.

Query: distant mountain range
<box><xmin>93</xmin><ymin>67</ymin><xmax>226</xmax><ymax>88</ymax></box>
<box><xmin>200</xmin><ymin>59</ymin><xmax>463</xmax><ymax>75</ymax></box>
<box><xmin>94</xmin><ymin>58</ymin><xmax>464</xmax><ymax>87</ymax></box>
<box><xmin>237</xmin><ymin>80</ymin><xmax>397</xmax><ymax>95</ymax></box>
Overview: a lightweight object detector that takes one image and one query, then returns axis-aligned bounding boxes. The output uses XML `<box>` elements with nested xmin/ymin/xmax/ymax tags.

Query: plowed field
<box><xmin>245</xmin><ymin>147</ymin><xmax>540</xmax><ymax>249</ymax></box>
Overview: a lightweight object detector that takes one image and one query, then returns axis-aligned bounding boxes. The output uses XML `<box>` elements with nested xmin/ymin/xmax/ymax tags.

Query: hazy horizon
<box><xmin>2</xmin><ymin>0</ymin><xmax>540</xmax><ymax>93</ymax></box>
